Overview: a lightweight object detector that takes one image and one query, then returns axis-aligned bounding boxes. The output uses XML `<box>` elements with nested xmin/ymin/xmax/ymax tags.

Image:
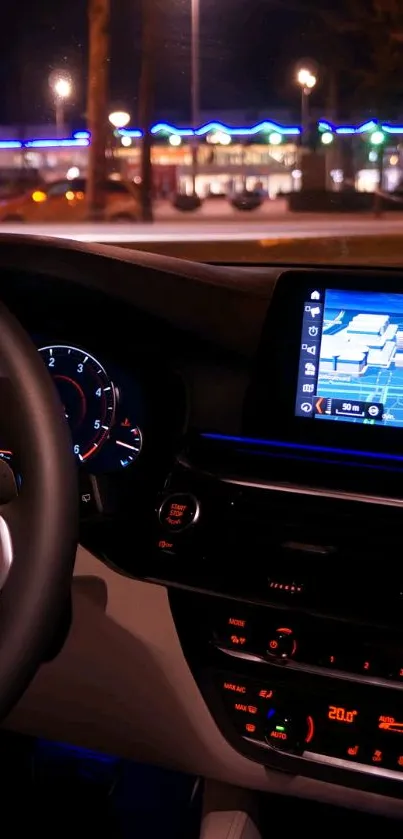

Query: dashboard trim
<box><xmin>216</xmin><ymin>646</ymin><xmax>403</xmax><ymax>692</ymax></box>
<box><xmin>245</xmin><ymin>737</ymin><xmax>403</xmax><ymax>783</ymax></box>
<box><xmin>222</xmin><ymin>476</ymin><xmax>403</xmax><ymax>509</ymax></box>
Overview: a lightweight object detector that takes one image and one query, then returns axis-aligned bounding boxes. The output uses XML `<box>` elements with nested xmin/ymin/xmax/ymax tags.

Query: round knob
<box><xmin>158</xmin><ymin>493</ymin><xmax>200</xmax><ymax>533</ymax></box>
<box><xmin>265</xmin><ymin>709</ymin><xmax>313</xmax><ymax>754</ymax></box>
<box><xmin>267</xmin><ymin>627</ymin><xmax>297</xmax><ymax>660</ymax></box>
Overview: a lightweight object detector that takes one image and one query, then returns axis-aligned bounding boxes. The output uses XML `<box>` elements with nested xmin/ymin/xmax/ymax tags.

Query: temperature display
<box><xmin>328</xmin><ymin>705</ymin><xmax>358</xmax><ymax>724</ymax></box>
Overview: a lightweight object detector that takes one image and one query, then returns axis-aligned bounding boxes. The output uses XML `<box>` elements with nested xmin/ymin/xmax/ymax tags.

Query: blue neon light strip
<box><xmin>0</xmin><ymin>141</ymin><xmax>22</xmax><ymax>149</ymax></box>
<box><xmin>25</xmin><ymin>138</ymin><xmax>90</xmax><ymax>148</ymax></box>
<box><xmin>201</xmin><ymin>432</ymin><xmax>403</xmax><ymax>463</ymax></box>
<box><xmin>119</xmin><ymin>128</ymin><xmax>143</xmax><ymax>138</ymax></box>
<box><xmin>3</xmin><ymin>118</ymin><xmax>403</xmax><ymax>149</ymax></box>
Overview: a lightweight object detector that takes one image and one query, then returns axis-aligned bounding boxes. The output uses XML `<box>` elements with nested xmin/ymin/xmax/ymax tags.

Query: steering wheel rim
<box><xmin>0</xmin><ymin>300</ymin><xmax>77</xmax><ymax>719</ymax></box>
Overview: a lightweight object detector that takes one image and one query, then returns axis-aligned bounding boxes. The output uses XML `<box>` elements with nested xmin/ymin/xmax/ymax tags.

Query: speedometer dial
<box><xmin>39</xmin><ymin>345</ymin><xmax>116</xmax><ymax>462</ymax></box>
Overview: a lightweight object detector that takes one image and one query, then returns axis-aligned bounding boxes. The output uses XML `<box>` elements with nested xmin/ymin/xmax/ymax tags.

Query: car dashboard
<box><xmin>1</xmin><ymin>237</ymin><xmax>403</xmax><ymax>817</ymax></box>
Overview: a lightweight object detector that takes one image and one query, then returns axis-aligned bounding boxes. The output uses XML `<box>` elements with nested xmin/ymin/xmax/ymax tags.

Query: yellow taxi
<box><xmin>0</xmin><ymin>177</ymin><xmax>141</xmax><ymax>222</ymax></box>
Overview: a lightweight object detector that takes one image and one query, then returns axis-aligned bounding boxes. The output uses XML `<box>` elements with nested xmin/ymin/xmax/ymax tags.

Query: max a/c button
<box><xmin>158</xmin><ymin>493</ymin><xmax>200</xmax><ymax>533</ymax></box>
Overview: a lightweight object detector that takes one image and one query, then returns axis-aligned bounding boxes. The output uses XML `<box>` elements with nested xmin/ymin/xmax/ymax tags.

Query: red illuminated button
<box><xmin>228</xmin><ymin>698</ymin><xmax>264</xmax><ymax>739</ymax></box>
<box><xmin>323</xmin><ymin>653</ymin><xmax>338</xmax><ymax>668</ymax></box>
<box><xmin>345</xmin><ymin>744</ymin><xmax>361</xmax><ymax>760</ymax></box>
<box><xmin>231</xmin><ymin>701</ymin><xmax>259</xmax><ymax>716</ymax></box>
<box><xmin>158</xmin><ymin>493</ymin><xmax>200</xmax><ymax>533</ymax></box>
<box><xmin>244</xmin><ymin>722</ymin><xmax>257</xmax><ymax>735</ymax></box>
<box><xmin>257</xmin><ymin>687</ymin><xmax>275</xmax><ymax>702</ymax></box>
<box><xmin>215</xmin><ymin>614</ymin><xmax>252</xmax><ymax>650</ymax></box>
<box><xmin>221</xmin><ymin>679</ymin><xmax>249</xmax><ymax>696</ymax></box>
<box><xmin>267</xmin><ymin>627</ymin><xmax>297</xmax><ymax>660</ymax></box>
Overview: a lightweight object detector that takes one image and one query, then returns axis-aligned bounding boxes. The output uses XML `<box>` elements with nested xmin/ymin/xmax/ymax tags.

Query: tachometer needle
<box><xmin>116</xmin><ymin>440</ymin><xmax>139</xmax><ymax>451</ymax></box>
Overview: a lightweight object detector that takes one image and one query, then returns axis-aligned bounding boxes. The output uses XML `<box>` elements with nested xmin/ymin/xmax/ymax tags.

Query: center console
<box><xmin>144</xmin><ymin>269</ymin><xmax>403</xmax><ymax>800</ymax></box>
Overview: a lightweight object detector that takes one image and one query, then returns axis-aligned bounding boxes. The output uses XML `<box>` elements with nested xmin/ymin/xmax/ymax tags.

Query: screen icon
<box><xmin>367</xmin><ymin>404</ymin><xmax>380</xmax><ymax>418</ymax></box>
<box><xmin>310</xmin><ymin>306</ymin><xmax>321</xmax><ymax>318</ymax></box>
<box><xmin>308</xmin><ymin>325</ymin><xmax>319</xmax><ymax>337</ymax></box>
<box><xmin>310</xmin><ymin>290</ymin><xmax>320</xmax><ymax>300</ymax></box>
<box><xmin>304</xmin><ymin>362</ymin><xmax>316</xmax><ymax>376</ymax></box>
<box><xmin>302</xmin><ymin>383</ymin><xmax>314</xmax><ymax>393</ymax></box>
<box><xmin>300</xmin><ymin>402</ymin><xmax>313</xmax><ymax>413</ymax></box>
<box><xmin>306</xmin><ymin>345</ymin><xmax>316</xmax><ymax>355</ymax></box>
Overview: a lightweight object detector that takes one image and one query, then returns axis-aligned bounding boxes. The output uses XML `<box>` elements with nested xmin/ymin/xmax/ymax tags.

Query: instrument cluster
<box><xmin>1</xmin><ymin>342</ymin><xmax>145</xmax><ymax>476</ymax></box>
<box><xmin>38</xmin><ymin>344</ymin><xmax>144</xmax><ymax>473</ymax></box>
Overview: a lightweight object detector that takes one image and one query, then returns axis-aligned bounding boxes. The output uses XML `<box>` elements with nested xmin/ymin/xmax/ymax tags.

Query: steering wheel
<box><xmin>0</xmin><ymin>301</ymin><xmax>78</xmax><ymax>719</ymax></box>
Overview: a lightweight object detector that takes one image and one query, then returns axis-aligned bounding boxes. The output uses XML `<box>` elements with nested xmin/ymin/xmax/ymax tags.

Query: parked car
<box><xmin>0</xmin><ymin>177</ymin><xmax>141</xmax><ymax>222</ymax></box>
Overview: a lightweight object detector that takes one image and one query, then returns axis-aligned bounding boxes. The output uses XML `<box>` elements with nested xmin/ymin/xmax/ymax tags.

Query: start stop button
<box><xmin>158</xmin><ymin>493</ymin><xmax>200</xmax><ymax>533</ymax></box>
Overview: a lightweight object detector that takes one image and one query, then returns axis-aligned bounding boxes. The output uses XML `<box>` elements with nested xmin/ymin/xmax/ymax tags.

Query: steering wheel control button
<box><xmin>267</xmin><ymin>627</ymin><xmax>297</xmax><ymax>660</ymax></box>
<box><xmin>158</xmin><ymin>493</ymin><xmax>200</xmax><ymax>533</ymax></box>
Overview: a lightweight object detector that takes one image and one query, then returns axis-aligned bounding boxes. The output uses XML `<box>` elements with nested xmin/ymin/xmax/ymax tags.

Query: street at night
<box><xmin>2</xmin><ymin>209</ymin><xmax>403</xmax><ymax>262</ymax></box>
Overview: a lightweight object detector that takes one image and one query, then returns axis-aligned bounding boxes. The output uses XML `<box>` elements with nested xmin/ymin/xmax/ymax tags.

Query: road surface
<box><xmin>0</xmin><ymin>213</ymin><xmax>402</xmax><ymax>244</ymax></box>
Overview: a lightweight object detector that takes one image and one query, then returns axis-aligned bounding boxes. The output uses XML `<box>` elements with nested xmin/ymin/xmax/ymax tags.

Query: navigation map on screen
<box><xmin>295</xmin><ymin>288</ymin><xmax>403</xmax><ymax>427</ymax></box>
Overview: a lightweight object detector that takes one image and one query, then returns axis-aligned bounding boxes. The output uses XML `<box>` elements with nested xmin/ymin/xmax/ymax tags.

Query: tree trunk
<box><xmin>86</xmin><ymin>0</ymin><xmax>110</xmax><ymax>221</ymax></box>
<box><xmin>138</xmin><ymin>0</ymin><xmax>158</xmax><ymax>222</ymax></box>
<box><xmin>373</xmin><ymin>145</ymin><xmax>385</xmax><ymax>218</ymax></box>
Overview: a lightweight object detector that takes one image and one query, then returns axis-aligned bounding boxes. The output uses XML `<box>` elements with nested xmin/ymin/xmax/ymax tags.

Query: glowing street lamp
<box><xmin>108</xmin><ymin>111</ymin><xmax>131</xmax><ymax>130</ymax></box>
<box><xmin>50</xmin><ymin>72</ymin><xmax>72</xmax><ymax>137</ymax></box>
<box><xmin>108</xmin><ymin>111</ymin><xmax>131</xmax><ymax>176</ymax></box>
<box><xmin>297</xmin><ymin>68</ymin><xmax>317</xmax><ymax>90</ymax></box>
<box><xmin>296</xmin><ymin>64</ymin><xmax>317</xmax><ymax>139</ymax></box>
<box><xmin>370</xmin><ymin>129</ymin><xmax>385</xmax><ymax>146</ymax></box>
<box><xmin>321</xmin><ymin>131</ymin><xmax>334</xmax><ymax>145</ymax></box>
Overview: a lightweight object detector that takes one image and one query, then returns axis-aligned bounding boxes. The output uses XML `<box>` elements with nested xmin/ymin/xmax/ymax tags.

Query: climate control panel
<box><xmin>170</xmin><ymin>588</ymin><xmax>403</xmax><ymax>798</ymax></box>
<box><xmin>216</xmin><ymin>672</ymin><xmax>403</xmax><ymax>777</ymax></box>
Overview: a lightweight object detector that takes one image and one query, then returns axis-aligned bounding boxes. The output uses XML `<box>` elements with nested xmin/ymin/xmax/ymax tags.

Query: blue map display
<box><xmin>317</xmin><ymin>289</ymin><xmax>403</xmax><ymax>426</ymax></box>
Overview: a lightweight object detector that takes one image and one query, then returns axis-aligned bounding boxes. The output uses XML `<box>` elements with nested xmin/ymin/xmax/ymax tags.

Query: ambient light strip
<box><xmin>201</xmin><ymin>433</ymin><xmax>403</xmax><ymax>464</ymax></box>
<box><xmin>3</xmin><ymin>119</ymin><xmax>403</xmax><ymax>148</ymax></box>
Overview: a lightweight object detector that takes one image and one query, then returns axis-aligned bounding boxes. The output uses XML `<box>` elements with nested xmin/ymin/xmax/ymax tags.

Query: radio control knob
<box><xmin>267</xmin><ymin>627</ymin><xmax>297</xmax><ymax>660</ymax></box>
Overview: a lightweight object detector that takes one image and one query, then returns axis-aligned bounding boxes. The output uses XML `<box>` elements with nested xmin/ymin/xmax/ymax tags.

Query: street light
<box><xmin>321</xmin><ymin>131</ymin><xmax>334</xmax><ymax>145</ymax></box>
<box><xmin>108</xmin><ymin>111</ymin><xmax>131</xmax><ymax>176</ymax></box>
<box><xmin>50</xmin><ymin>72</ymin><xmax>72</xmax><ymax>137</ymax></box>
<box><xmin>190</xmin><ymin>0</ymin><xmax>200</xmax><ymax>195</ymax></box>
<box><xmin>108</xmin><ymin>110</ymin><xmax>131</xmax><ymax>129</ymax></box>
<box><xmin>296</xmin><ymin>65</ymin><xmax>317</xmax><ymax>139</ymax></box>
<box><xmin>370</xmin><ymin>129</ymin><xmax>385</xmax><ymax>146</ymax></box>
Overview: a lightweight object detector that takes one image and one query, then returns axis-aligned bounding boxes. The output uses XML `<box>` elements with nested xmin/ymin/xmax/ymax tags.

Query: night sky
<box><xmin>0</xmin><ymin>0</ymin><xmax>321</xmax><ymax>128</ymax></box>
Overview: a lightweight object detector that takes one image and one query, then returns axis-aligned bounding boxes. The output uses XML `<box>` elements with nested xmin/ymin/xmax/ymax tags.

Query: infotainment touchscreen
<box><xmin>295</xmin><ymin>288</ymin><xmax>403</xmax><ymax>427</ymax></box>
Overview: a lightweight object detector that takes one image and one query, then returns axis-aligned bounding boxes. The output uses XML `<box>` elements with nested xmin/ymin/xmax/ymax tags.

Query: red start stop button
<box><xmin>158</xmin><ymin>493</ymin><xmax>200</xmax><ymax>533</ymax></box>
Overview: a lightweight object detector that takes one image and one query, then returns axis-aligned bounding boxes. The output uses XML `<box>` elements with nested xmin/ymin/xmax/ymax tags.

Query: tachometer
<box><xmin>39</xmin><ymin>345</ymin><xmax>116</xmax><ymax>462</ymax></box>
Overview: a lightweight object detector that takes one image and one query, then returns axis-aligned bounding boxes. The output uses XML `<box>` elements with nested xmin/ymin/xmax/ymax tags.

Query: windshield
<box><xmin>1</xmin><ymin>0</ymin><xmax>402</xmax><ymax>265</ymax></box>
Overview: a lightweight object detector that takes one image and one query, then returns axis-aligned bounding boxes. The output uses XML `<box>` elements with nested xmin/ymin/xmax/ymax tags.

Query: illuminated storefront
<box><xmin>0</xmin><ymin>119</ymin><xmax>401</xmax><ymax>197</ymax></box>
